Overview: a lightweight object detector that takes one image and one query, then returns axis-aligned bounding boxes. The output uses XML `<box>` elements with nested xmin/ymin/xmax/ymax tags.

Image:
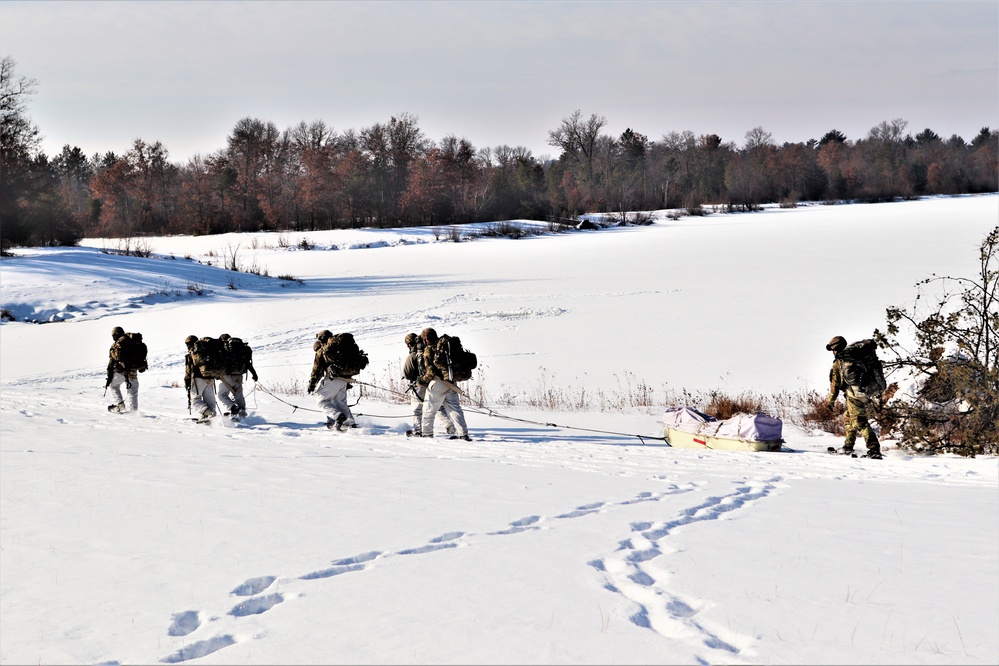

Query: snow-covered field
<box><xmin>1</xmin><ymin>195</ymin><xmax>997</xmax><ymax>665</ymax></box>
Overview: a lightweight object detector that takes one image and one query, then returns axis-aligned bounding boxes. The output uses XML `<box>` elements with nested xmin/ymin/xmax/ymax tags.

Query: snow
<box><xmin>1</xmin><ymin>195</ymin><xmax>997</xmax><ymax>665</ymax></box>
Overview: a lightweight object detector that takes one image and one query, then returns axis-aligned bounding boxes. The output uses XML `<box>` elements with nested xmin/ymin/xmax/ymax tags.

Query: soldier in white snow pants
<box><xmin>314</xmin><ymin>374</ymin><xmax>355</xmax><ymax>429</ymax></box>
<box><xmin>420</xmin><ymin>378</ymin><xmax>468</xmax><ymax>439</ymax></box>
<box><xmin>108</xmin><ymin>370</ymin><xmax>139</xmax><ymax>412</ymax></box>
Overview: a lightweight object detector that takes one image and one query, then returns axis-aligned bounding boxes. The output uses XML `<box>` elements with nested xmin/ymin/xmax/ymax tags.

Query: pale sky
<box><xmin>2</xmin><ymin>0</ymin><xmax>997</xmax><ymax>163</ymax></box>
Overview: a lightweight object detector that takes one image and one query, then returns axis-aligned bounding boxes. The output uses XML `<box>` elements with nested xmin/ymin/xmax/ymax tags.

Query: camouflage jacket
<box><xmin>829</xmin><ymin>358</ymin><xmax>868</xmax><ymax>404</ymax></box>
<box><xmin>308</xmin><ymin>340</ymin><xmax>329</xmax><ymax>392</ymax></box>
<box><xmin>184</xmin><ymin>353</ymin><xmax>205</xmax><ymax>388</ymax></box>
<box><xmin>421</xmin><ymin>341</ymin><xmax>446</xmax><ymax>384</ymax></box>
<box><xmin>828</xmin><ymin>358</ymin><xmax>844</xmax><ymax>403</ymax></box>
<box><xmin>404</xmin><ymin>339</ymin><xmax>428</xmax><ymax>386</ymax></box>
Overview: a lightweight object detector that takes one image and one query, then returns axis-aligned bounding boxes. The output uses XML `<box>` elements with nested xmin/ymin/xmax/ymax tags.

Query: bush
<box><xmin>877</xmin><ymin>226</ymin><xmax>998</xmax><ymax>455</ymax></box>
<box><xmin>797</xmin><ymin>392</ymin><xmax>846</xmax><ymax>436</ymax></box>
<box><xmin>703</xmin><ymin>390</ymin><xmax>765</xmax><ymax>419</ymax></box>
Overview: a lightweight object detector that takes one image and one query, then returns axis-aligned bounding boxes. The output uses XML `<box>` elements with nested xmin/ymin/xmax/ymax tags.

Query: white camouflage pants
<box><xmin>316</xmin><ymin>375</ymin><xmax>354</xmax><ymax>426</ymax></box>
<box><xmin>189</xmin><ymin>377</ymin><xmax>218</xmax><ymax>419</ymax></box>
<box><xmin>420</xmin><ymin>379</ymin><xmax>467</xmax><ymax>438</ymax></box>
<box><xmin>217</xmin><ymin>373</ymin><xmax>246</xmax><ymax>415</ymax></box>
<box><xmin>109</xmin><ymin>371</ymin><xmax>139</xmax><ymax>411</ymax></box>
<box><xmin>410</xmin><ymin>382</ymin><xmax>455</xmax><ymax>435</ymax></box>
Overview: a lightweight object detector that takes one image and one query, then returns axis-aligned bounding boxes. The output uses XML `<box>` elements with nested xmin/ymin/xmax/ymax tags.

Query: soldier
<box><xmin>184</xmin><ymin>335</ymin><xmax>219</xmax><ymax>423</ymax></box>
<box><xmin>419</xmin><ymin>327</ymin><xmax>470</xmax><ymax>440</ymax></box>
<box><xmin>217</xmin><ymin>333</ymin><xmax>258</xmax><ymax>421</ymax></box>
<box><xmin>106</xmin><ymin>326</ymin><xmax>147</xmax><ymax>413</ymax></box>
<box><xmin>826</xmin><ymin>335</ymin><xmax>882</xmax><ymax>459</ymax></box>
<box><xmin>308</xmin><ymin>330</ymin><xmax>367</xmax><ymax>430</ymax></box>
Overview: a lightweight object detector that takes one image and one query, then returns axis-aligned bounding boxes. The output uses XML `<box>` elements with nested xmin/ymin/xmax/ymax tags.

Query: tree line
<box><xmin>2</xmin><ymin>57</ymin><xmax>997</xmax><ymax>251</ymax></box>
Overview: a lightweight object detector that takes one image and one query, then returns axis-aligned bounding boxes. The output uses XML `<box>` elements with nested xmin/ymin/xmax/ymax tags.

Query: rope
<box><xmin>461</xmin><ymin>403</ymin><xmax>670</xmax><ymax>445</ymax></box>
<box><xmin>253</xmin><ymin>382</ymin><xmax>323</xmax><ymax>414</ymax></box>
<box><xmin>255</xmin><ymin>378</ymin><xmax>668</xmax><ymax>446</ymax></box>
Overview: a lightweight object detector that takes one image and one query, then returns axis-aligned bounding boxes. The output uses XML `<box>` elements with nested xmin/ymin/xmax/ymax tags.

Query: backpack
<box><xmin>190</xmin><ymin>336</ymin><xmax>227</xmax><ymax>379</ymax></box>
<box><xmin>224</xmin><ymin>337</ymin><xmax>253</xmax><ymax>375</ymax></box>
<box><xmin>839</xmin><ymin>339</ymin><xmax>887</xmax><ymax>396</ymax></box>
<box><xmin>320</xmin><ymin>332</ymin><xmax>369</xmax><ymax>377</ymax></box>
<box><xmin>403</xmin><ymin>338</ymin><xmax>423</xmax><ymax>382</ymax></box>
<box><xmin>112</xmin><ymin>332</ymin><xmax>148</xmax><ymax>372</ymax></box>
<box><xmin>441</xmin><ymin>335</ymin><xmax>477</xmax><ymax>382</ymax></box>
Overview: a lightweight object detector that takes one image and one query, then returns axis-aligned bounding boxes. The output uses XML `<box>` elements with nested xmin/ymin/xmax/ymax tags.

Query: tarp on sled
<box><xmin>661</xmin><ymin>406</ymin><xmax>783</xmax><ymax>449</ymax></box>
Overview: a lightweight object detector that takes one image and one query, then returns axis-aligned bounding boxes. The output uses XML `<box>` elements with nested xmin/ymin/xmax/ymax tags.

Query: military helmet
<box><xmin>826</xmin><ymin>335</ymin><xmax>847</xmax><ymax>352</ymax></box>
<box><xmin>405</xmin><ymin>332</ymin><xmax>418</xmax><ymax>347</ymax></box>
<box><xmin>220</xmin><ymin>333</ymin><xmax>231</xmax><ymax>342</ymax></box>
<box><xmin>185</xmin><ymin>335</ymin><xmax>198</xmax><ymax>347</ymax></box>
<box><xmin>317</xmin><ymin>329</ymin><xmax>333</xmax><ymax>343</ymax></box>
<box><xmin>111</xmin><ymin>326</ymin><xmax>125</xmax><ymax>340</ymax></box>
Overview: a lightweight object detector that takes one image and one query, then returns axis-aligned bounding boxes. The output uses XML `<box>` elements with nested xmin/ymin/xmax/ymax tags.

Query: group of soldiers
<box><xmin>184</xmin><ymin>334</ymin><xmax>260</xmax><ymax>423</ymax></box>
<box><xmin>305</xmin><ymin>326</ymin><xmax>471</xmax><ymax>439</ymax></box>
<box><xmin>105</xmin><ymin>325</ymin><xmax>473</xmax><ymax>439</ymax></box>
<box><xmin>106</xmin><ymin>325</ymin><xmax>877</xmax><ymax>453</ymax></box>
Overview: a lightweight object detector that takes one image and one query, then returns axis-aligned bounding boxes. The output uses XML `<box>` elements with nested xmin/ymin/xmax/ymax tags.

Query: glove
<box><xmin>252</xmin><ymin>372</ymin><xmax>259</xmax><ymax>382</ymax></box>
<box><xmin>307</xmin><ymin>383</ymin><xmax>315</xmax><ymax>394</ymax></box>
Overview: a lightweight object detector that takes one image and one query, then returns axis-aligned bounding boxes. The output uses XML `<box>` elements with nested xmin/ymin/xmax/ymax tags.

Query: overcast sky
<box><xmin>2</xmin><ymin>0</ymin><xmax>997</xmax><ymax>164</ymax></box>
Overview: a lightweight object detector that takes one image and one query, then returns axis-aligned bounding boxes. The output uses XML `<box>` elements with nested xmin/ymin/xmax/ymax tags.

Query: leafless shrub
<box><xmin>703</xmin><ymin>390</ymin><xmax>766</xmax><ymax>419</ymax></box>
<box><xmin>793</xmin><ymin>391</ymin><xmax>846</xmax><ymax>435</ymax></box>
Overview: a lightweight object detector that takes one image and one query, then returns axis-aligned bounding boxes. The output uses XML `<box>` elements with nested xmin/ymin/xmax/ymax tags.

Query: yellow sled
<box><xmin>662</xmin><ymin>426</ymin><xmax>783</xmax><ymax>452</ymax></box>
<box><xmin>660</xmin><ymin>407</ymin><xmax>784</xmax><ymax>452</ymax></box>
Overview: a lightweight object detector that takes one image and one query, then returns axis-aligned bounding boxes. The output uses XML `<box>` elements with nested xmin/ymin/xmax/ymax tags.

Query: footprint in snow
<box><xmin>160</xmin><ymin>634</ymin><xmax>236</xmax><ymax>663</ymax></box>
<box><xmin>488</xmin><ymin>515</ymin><xmax>541</xmax><ymax>535</ymax></box>
<box><xmin>398</xmin><ymin>531</ymin><xmax>464</xmax><ymax>555</ymax></box>
<box><xmin>555</xmin><ymin>501</ymin><xmax>604</xmax><ymax>519</ymax></box>
<box><xmin>167</xmin><ymin>610</ymin><xmax>200</xmax><ymax>637</ymax></box>
<box><xmin>228</xmin><ymin>593</ymin><xmax>283</xmax><ymax>617</ymax></box>
<box><xmin>300</xmin><ymin>551</ymin><xmax>382</xmax><ymax>580</ymax></box>
<box><xmin>231</xmin><ymin>575</ymin><xmax>276</xmax><ymax>596</ymax></box>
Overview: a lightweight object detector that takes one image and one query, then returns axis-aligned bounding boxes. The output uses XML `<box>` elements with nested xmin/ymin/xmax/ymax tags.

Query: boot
<box><xmin>108</xmin><ymin>402</ymin><xmax>125</xmax><ymax>413</ymax></box>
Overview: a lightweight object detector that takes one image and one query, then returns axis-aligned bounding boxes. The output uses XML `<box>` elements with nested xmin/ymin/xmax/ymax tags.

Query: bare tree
<box><xmin>548</xmin><ymin>110</ymin><xmax>607</xmax><ymax>199</ymax></box>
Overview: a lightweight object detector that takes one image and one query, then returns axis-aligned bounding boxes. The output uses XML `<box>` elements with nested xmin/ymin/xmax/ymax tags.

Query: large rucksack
<box><xmin>440</xmin><ymin>334</ymin><xmax>477</xmax><ymax>382</ymax></box>
<box><xmin>839</xmin><ymin>339</ymin><xmax>887</xmax><ymax>397</ymax></box>
<box><xmin>403</xmin><ymin>337</ymin><xmax>424</xmax><ymax>382</ymax></box>
<box><xmin>319</xmin><ymin>332</ymin><xmax>369</xmax><ymax>377</ymax></box>
<box><xmin>190</xmin><ymin>336</ymin><xmax>227</xmax><ymax>379</ymax></box>
<box><xmin>111</xmin><ymin>332</ymin><xmax>148</xmax><ymax>372</ymax></box>
<box><xmin>224</xmin><ymin>337</ymin><xmax>253</xmax><ymax>375</ymax></box>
